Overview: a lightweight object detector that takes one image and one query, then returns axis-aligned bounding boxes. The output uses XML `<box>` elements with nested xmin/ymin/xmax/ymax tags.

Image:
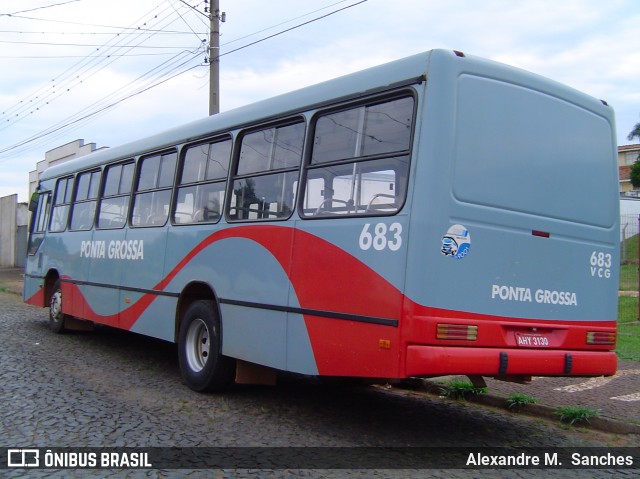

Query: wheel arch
<box><xmin>175</xmin><ymin>281</ymin><xmax>221</xmax><ymax>343</ymax></box>
<box><xmin>43</xmin><ymin>269</ymin><xmax>60</xmax><ymax>307</ymax></box>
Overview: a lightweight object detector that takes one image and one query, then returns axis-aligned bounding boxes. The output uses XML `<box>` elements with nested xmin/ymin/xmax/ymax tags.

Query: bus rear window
<box><xmin>452</xmin><ymin>75</ymin><xmax>617</xmax><ymax>228</ymax></box>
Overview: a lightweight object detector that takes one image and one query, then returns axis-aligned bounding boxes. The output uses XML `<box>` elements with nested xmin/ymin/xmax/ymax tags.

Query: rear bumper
<box><xmin>405</xmin><ymin>345</ymin><xmax>617</xmax><ymax>377</ymax></box>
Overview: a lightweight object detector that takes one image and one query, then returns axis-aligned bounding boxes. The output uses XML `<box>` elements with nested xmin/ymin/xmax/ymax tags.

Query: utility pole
<box><xmin>209</xmin><ymin>0</ymin><xmax>224</xmax><ymax>115</ymax></box>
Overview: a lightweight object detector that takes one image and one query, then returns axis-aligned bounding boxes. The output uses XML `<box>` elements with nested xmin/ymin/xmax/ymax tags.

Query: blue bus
<box><xmin>24</xmin><ymin>49</ymin><xmax>620</xmax><ymax>391</ymax></box>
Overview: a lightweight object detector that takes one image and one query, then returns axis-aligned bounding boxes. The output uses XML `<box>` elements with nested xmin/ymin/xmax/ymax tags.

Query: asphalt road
<box><xmin>1</xmin><ymin>291</ymin><xmax>638</xmax><ymax>478</ymax></box>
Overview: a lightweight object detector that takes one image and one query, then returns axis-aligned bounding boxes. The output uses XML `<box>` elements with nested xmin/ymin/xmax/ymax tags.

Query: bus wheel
<box><xmin>178</xmin><ymin>300</ymin><xmax>235</xmax><ymax>392</ymax></box>
<box><xmin>49</xmin><ymin>279</ymin><xmax>66</xmax><ymax>333</ymax></box>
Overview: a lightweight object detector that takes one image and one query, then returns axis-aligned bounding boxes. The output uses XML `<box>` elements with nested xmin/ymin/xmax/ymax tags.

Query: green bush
<box><xmin>506</xmin><ymin>393</ymin><xmax>538</xmax><ymax>410</ymax></box>
<box><xmin>554</xmin><ymin>406</ymin><xmax>600</xmax><ymax>426</ymax></box>
<box><xmin>439</xmin><ymin>380</ymin><xmax>487</xmax><ymax>400</ymax></box>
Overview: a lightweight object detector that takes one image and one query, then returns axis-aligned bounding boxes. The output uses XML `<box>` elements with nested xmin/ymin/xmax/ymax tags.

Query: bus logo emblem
<box><xmin>441</xmin><ymin>224</ymin><xmax>471</xmax><ymax>260</ymax></box>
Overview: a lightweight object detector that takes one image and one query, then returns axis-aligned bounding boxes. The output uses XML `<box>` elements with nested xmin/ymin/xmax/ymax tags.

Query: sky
<box><xmin>0</xmin><ymin>0</ymin><xmax>639</xmax><ymax>202</ymax></box>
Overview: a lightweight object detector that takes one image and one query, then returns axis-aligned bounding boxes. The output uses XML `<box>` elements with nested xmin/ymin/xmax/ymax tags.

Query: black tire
<box><xmin>178</xmin><ymin>300</ymin><xmax>235</xmax><ymax>392</ymax></box>
<box><xmin>48</xmin><ymin>279</ymin><xmax>66</xmax><ymax>334</ymax></box>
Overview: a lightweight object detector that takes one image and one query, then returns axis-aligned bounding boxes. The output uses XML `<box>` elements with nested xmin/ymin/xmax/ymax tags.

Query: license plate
<box><xmin>515</xmin><ymin>333</ymin><xmax>550</xmax><ymax>348</ymax></box>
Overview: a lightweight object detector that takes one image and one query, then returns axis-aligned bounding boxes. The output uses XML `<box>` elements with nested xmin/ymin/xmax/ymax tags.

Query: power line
<box><xmin>0</xmin><ymin>67</ymin><xmax>203</xmax><ymax>157</ymax></box>
<box><xmin>4</xmin><ymin>12</ymin><xmax>172</xmax><ymax>30</ymax></box>
<box><xmin>168</xmin><ymin>0</ymin><xmax>204</xmax><ymax>43</ymax></box>
<box><xmin>0</xmin><ymin>54</ymin><xmax>204</xmax><ymax>157</ymax></box>
<box><xmin>216</xmin><ymin>0</ymin><xmax>368</xmax><ymax>60</ymax></box>
<box><xmin>0</xmin><ymin>39</ymin><xmax>199</xmax><ymax>48</ymax></box>
<box><xmin>0</xmin><ymin>0</ymin><xmax>83</xmax><ymax>17</ymax></box>
<box><xmin>0</xmin><ymin>1</ymin><xmax>199</xmax><ymax>127</ymax></box>
<box><xmin>0</xmin><ymin>48</ymin><xmax>206</xmax><ymax>158</ymax></box>
<box><xmin>0</xmin><ymin>4</ymin><xmax>170</xmax><ymax>118</ymax></box>
<box><xmin>0</xmin><ymin>52</ymin><xmax>191</xmax><ymax>59</ymax></box>
<box><xmin>0</xmin><ymin>2</ymin><xmax>207</xmax><ymax>159</ymax></box>
<box><xmin>220</xmin><ymin>0</ymin><xmax>353</xmax><ymax>48</ymax></box>
<box><xmin>0</xmin><ymin>0</ymin><xmax>371</xmax><ymax>163</ymax></box>
<box><xmin>0</xmin><ymin>28</ymin><xmax>203</xmax><ymax>35</ymax></box>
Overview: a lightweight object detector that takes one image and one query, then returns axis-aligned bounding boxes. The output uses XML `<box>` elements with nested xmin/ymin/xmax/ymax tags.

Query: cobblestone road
<box><xmin>1</xmin><ymin>291</ymin><xmax>638</xmax><ymax>478</ymax></box>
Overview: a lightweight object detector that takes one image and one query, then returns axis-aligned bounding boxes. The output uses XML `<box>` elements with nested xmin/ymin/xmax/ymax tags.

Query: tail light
<box><xmin>436</xmin><ymin>323</ymin><xmax>478</xmax><ymax>341</ymax></box>
<box><xmin>586</xmin><ymin>331</ymin><xmax>616</xmax><ymax>346</ymax></box>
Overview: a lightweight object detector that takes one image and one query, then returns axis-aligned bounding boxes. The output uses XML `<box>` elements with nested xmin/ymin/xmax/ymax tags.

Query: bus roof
<box><xmin>39</xmin><ymin>48</ymin><xmax>611</xmax><ymax>182</ymax></box>
<box><xmin>40</xmin><ymin>49</ymin><xmax>435</xmax><ymax>182</ymax></box>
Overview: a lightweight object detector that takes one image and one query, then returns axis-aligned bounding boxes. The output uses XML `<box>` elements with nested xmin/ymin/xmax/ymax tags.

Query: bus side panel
<box><xmin>161</xmin><ymin>223</ymin><xmax>406</xmax><ymax>378</ymax></box>
<box><xmin>290</xmin><ymin>222</ymin><xmax>406</xmax><ymax>378</ymax></box>
<box><xmin>160</xmin><ymin>225</ymin><xmax>318</xmax><ymax>375</ymax></box>
<box><xmin>127</xmin><ymin>294</ymin><xmax>178</xmax><ymax>343</ymax></box>
<box><xmin>72</xmin><ymin>228</ymin><xmax>124</xmax><ymax>327</ymax></box>
<box><xmin>24</xmin><ymin>265</ymin><xmax>46</xmax><ymax>306</ymax></box>
<box><xmin>59</xmin><ymin>228</ymin><xmax>93</xmax><ymax>319</ymax></box>
<box><xmin>23</xmin><ymin>279</ymin><xmax>45</xmax><ymax>307</ymax></box>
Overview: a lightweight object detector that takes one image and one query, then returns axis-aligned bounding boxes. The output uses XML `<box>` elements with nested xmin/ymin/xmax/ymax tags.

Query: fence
<box><xmin>620</xmin><ymin>214</ymin><xmax>639</xmax><ymax>293</ymax></box>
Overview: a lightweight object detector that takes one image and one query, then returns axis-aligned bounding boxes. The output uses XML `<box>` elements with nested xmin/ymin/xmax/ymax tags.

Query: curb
<box><xmin>386</xmin><ymin>379</ymin><xmax>640</xmax><ymax>436</ymax></box>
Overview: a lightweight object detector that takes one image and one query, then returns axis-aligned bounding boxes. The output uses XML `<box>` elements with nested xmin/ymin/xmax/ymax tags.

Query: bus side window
<box><xmin>132</xmin><ymin>151</ymin><xmax>177</xmax><ymax>227</ymax></box>
<box><xmin>228</xmin><ymin>121</ymin><xmax>304</xmax><ymax>222</ymax></box>
<box><xmin>28</xmin><ymin>192</ymin><xmax>51</xmax><ymax>255</ymax></box>
<box><xmin>174</xmin><ymin>138</ymin><xmax>231</xmax><ymax>224</ymax></box>
<box><xmin>33</xmin><ymin>193</ymin><xmax>51</xmax><ymax>234</ymax></box>
<box><xmin>49</xmin><ymin>176</ymin><xmax>74</xmax><ymax>232</ymax></box>
<box><xmin>302</xmin><ymin>95</ymin><xmax>414</xmax><ymax>217</ymax></box>
<box><xmin>70</xmin><ymin>170</ymin><xmax>101</xmax><ymax>231</ymax></box>
<box><xmin>98</xmin><ymin>161</ymin><xmax>134</xmax><ymax>229</ymax></box>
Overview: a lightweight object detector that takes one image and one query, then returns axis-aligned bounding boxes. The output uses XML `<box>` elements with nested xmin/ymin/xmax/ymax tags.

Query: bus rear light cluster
<box><xmin>586</xmin><ymin>331</ymin><xmax>616</xmax><ymax>345</ymax></box>
<box><xmin>436</xmin><ymin>323</ymin><xmax>478</xmax><ymax>341</ymax></box>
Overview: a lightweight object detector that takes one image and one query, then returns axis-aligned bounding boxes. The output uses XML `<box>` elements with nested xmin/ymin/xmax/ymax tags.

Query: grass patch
<box><xmin>620</xmin><ymin>233</ymin><xmax>639</xmax><ymax>262</ymax></box>
<box><xmin>439</xmin><ymin>380</ymin><xmax>487</xmax><ymax>400</ymax></box>
<box><xmin>620</xmin><ymin>233</ymin><xmax>638</xmax><ymax>291</ymax></box>
<box><xmin>506</xmin><ymin>393</ymin><xmax>538</xmax><ymax>411</ymax></box>
<box><xmin>618</xmin><ymin>296</ymin><xmax>638</xmax><ymax>323</ymax></box>
<box><xmin>617</xmin><ymin>296</ymin><xmax>640</xmax><ymax>361</ymax></box>
<box><xmin>554</xmin><ymin>406</ymin><xmax>600</xmax><ymax>426</ymax></box>
<box><xmin>619</xmin><ymin>263</ymin><xmax>638</xmax><ymax>291</ymax></box>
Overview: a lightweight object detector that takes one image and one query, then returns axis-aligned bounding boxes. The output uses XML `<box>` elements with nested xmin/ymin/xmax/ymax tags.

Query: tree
<box><xmin>630</xmin><ymin>159</ymin><xmax>640</xmax><ymax>188</ymax></box>
<box><xmin>629</xmin><ymin>121</ymin><xmax>640</xmax><ymax>142</ymax></box>
<box><xmin>629</xmin><ymin>122</ymin><xmax>640</xmax><ymax>188</ymax></box>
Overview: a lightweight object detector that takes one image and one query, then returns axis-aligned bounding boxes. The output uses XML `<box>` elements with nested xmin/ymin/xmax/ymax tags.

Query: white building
<box><xmin>29</xmin><ymin>139</ymin><xmax>104</xmax><ymax>198</ymax></box>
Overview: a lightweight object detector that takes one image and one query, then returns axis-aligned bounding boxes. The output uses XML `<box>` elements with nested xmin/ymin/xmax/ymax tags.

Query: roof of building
<box><xmin>619</xmin><ymin>144</ymin><xmax>640</xmax><ymax>152</ymax></box>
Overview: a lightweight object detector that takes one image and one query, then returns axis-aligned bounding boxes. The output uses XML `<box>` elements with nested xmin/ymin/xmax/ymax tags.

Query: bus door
<box><xmin>24</xmin><ymin>189</ymin><xmax>52</xmax><ymax>304</ymax></box>
<box><xmin>63</xmin><ymin>170</ymin><xmax>102</xmax><ymax>320</ymax></box>
<box><xmin>117</xmin><ymin>151</ymin><xmax>177</xmax><ymax>335</ymax></box>
<box><xmin>88</xmin><ymin>162</ymin><xmax>135</xmax><ymax>328</ymax></box>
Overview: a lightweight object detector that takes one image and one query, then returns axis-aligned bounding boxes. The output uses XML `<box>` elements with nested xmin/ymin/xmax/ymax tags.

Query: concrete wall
<box><xmin>0</xmin><ymin>195</ymin><xmax>18</xmax><ymax>267</ymax></box>
<box><xmin>0</xmin><ymin>194</ymin><xmax>29</xmax><ymax>267</ymax></box>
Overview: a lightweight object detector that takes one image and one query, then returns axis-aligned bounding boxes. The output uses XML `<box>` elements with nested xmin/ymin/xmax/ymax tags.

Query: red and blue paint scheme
<box><xmin>24</xmin><ymin>50</ymin><xmax>619</xmax><ymax>388</ymax></box>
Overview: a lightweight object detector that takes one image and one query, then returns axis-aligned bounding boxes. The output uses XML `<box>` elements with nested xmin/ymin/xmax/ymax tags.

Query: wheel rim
<box><xmin>50</xmin><ymin>290</ymin><xmax>63</xmax><ymax>325</ymax></box>
<box><xmin>185</xmin><ymin>318</ymin><xmax>210</xmax><ymax>373</ymax></box>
